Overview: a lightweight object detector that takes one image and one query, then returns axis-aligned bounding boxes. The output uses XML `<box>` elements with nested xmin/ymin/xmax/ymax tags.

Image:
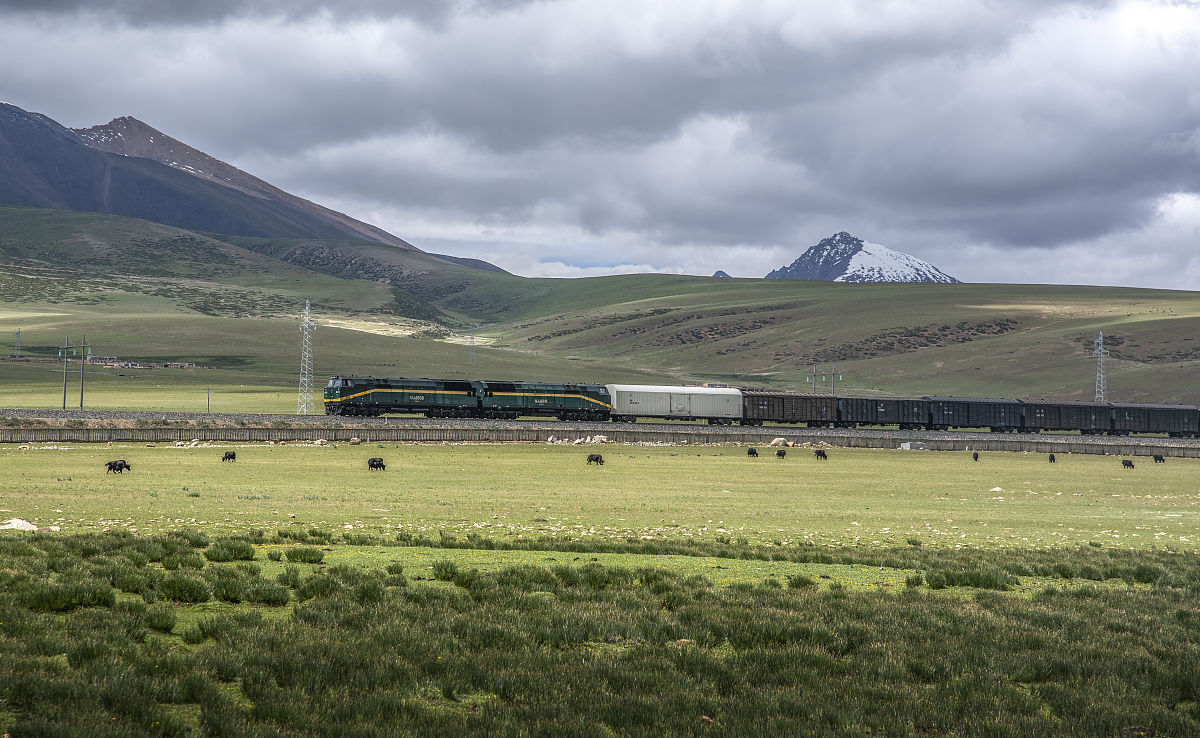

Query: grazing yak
<box><xmin>1121</xmin><ymin>459</ymin><xmax>1135</xmax><ymax>469</ymax></box>
<box><xmin>105</xmin><ymin>459</ymin><xmax>130</xmax><ymax>474</ymax></box>
<box><xmin>367</xmin><ymin>457</ymin><xmax>386</xmax><ymax>471</ymax></box>
<box><xmin>775</xmin><ymin>449</ymin><xmax>786</xmax><ymax>459</ymax></box>
<box><xmin>813</xmin><ymin>449</ymin><xmax>828</xmax><ymax>460</ymax></box>
<box><xmin>587</xmin><ymin>453</ymin><xmax>604</xmax><ymax>465</ymax></box>
<box><xmin>1153</xmin><ymin>455</ymin><xmax>1165</xmax><ymax>464</ymax></box>
<box><xmin>747</xmin><ymin>448</ymin><xmax>758</xmax><ymax>458</ymax></box>
<box><xmin>222</xmin><ymin>451</ymin><xmax>236</xmax><ymax>462</ymax></box>
<box><xmin>1048</xmin><ymin>453</ymin><xmax>1056</xmax><ymax>463</ymax></box>
<box><xmin>972</xmin><ymin>452</ymin><xmax>979</xmax><ymax>462</ymax></box>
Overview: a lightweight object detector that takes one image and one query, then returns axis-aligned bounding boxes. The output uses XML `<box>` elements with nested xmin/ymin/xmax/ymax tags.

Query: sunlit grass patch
<box><xmin>4</xmin><ymin>443</ymin><xmax>1197</xmax><ymax>552</ymax></box>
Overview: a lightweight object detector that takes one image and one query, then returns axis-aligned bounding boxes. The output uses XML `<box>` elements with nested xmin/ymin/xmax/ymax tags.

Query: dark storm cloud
<box><xmin>756</xmin><ymin>37</ymin><xmax>1200</xmax><ymax>250</ymax></box>
<box><xmin>1</xmin><ymin>0</ymin><xmax>1197</xmax><ymax>286</ymax></box>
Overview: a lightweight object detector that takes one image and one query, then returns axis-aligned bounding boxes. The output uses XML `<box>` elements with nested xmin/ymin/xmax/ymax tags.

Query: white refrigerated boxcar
<box><xmin>606</xmin><ymin>384</ymin><xmax>743</xmax><ymax>423</ymax></box>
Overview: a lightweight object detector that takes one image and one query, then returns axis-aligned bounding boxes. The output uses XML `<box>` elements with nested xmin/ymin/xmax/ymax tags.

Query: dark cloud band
<box><xmin>0</xmin><ymin>0</ymin><xmax>1194</xmax><ymax>287</ymax></box>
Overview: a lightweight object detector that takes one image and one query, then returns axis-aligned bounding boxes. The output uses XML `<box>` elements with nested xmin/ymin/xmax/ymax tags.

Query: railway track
<box><xmin>4</xmin><ymin>408</ymin><xmax>1200</xmax><ymax>455</ymax></box>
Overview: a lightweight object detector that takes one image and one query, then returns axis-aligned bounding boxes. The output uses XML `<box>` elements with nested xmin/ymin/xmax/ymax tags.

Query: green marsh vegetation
<box><xmin>0</xmin><ymin>443</ymin><xmax>1199</xmax><ymax>734</ymax></box>
<box><xmin>0</xmin><ymin>529</ymin><xmax>1198</xmax><ymax>736</ymax></box>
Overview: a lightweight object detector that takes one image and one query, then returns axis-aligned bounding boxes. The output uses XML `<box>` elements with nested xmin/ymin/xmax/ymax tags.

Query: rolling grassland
<box><xmin>5</xmin><ymin>206</ymin><xmax>1200</xmax><ymax>411</ymax></box>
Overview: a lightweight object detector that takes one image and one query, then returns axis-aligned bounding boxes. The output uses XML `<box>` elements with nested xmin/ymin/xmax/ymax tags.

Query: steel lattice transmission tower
<box><xmin>297</xmin><ymin>300</ymin><xmax>315</xmax><ymax>415</ymax></box>
<box><xmin>1092</xmin><ymin>331</ymin><xmax>1109</xmax><ymax>402</ymax></box>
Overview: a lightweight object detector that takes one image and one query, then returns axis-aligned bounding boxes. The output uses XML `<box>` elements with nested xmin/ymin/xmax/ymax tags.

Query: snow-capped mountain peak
<box><xmin>764</xmin><ymin>232</ymin><xmax>959</xmax><ymax>283</ymax></box>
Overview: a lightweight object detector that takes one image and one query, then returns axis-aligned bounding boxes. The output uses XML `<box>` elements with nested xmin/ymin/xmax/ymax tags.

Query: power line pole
<box><xmin>805</xmin><ymin>364</ymin><xmax>842</xmax><ymax>395</ymax></box>
<box><xmin>58</xmin><ymin>337</ymin><xmax>75</xmax><ymax>410</ymax></box>
<box><xmin>297</xmin><ymin>300</ymin><xmax>315</xmax><ymax>415</ymax></box>
<box><xmin>78</xmin><ymin>334</ymin><xmax>91</xmax><ymax>410</ymax></box>
<box><xmin>468</xmin><ymin>325</ymin><xmax>476</xmax><ymax>363</ymax></box>
<box><xmin>13</xmin><ymin>328</ymin><xmax>20</xmax><ymax>358</ymax></box>
<box><xmin>1093</xmin><ymin>331</ymin><xmax>1109</xmax><ymax>402</ymax></box>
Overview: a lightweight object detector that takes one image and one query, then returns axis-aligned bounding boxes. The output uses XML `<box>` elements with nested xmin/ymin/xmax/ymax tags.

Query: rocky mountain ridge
<box><xmin>0</xmin><ymin>102</ymin><xmax>416</xmax><ymax>245</ymax></box>
<box><xmin>71</xmin><ymin>115</ymin><xmax>417</xmax><ymax>251</ymax></box>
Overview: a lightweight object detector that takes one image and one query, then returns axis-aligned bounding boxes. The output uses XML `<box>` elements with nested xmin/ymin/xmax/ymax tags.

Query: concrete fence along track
<box><xmin>2</xmin><ymin>424</ymin><xmax>1200</xmax><ymax>458</ymax></box>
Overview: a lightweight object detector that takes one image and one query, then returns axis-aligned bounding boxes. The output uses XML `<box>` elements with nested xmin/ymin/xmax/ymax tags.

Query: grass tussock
<box><xmin>284</xmin><ymin>546</ymin><xmax>325</xmax><ymax>564</ymax></box>
<box><xmin>203</xmin><ymin>538</ymin><xmax>256</xmax><ymax>562</ymax></box>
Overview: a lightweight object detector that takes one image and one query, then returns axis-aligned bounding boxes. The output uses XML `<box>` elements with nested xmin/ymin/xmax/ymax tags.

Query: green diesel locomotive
<box><xmin>324</xmin><ymin>376</ymin><xmax>610</xmax><ymax>420</ymax></box>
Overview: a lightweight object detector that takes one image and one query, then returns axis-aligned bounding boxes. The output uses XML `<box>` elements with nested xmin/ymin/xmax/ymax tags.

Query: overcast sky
<box><xmin>2</xmin><ymin>0</ymin><xmax>1199</xmax><ymax>287</ymax></box>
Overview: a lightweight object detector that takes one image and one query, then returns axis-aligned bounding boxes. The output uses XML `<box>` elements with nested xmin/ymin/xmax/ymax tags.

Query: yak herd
<box><xmin>100</xmin><ymin>447</ymin><xmax>1165</xmax><ymax>473</ymax></box>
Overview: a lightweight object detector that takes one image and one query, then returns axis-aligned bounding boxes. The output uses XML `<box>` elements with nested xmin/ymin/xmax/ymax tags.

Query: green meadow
<box><xmin>4</xmin><ymin>443</ymin><xmax>1197</xmax><ymax>550</ymax></box>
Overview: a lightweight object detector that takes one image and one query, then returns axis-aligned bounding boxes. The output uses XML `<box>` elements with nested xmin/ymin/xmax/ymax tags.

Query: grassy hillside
<box><xmin>3</xmin><ymin>206</ymin><xmax>1199</xmax><ymax>410</ymax></box>
<box><xmin>0</xmin><ymin>208</ymin><xmax>673</xmax><ymax>411</ymax></box>
<box><xmin>481</xmin><ymin>278</ymin><xmax>1200</xmax><ymax>402</ymax></box>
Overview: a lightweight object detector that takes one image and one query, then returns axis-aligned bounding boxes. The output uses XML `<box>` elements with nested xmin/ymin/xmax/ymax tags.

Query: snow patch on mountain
<box><xmin>838</xmin><ymin>241</ymin><xmax>952</xmax><ymax>283</ymax></box>
<box><xmin>765</xmin><ymin>232</ymin><xmax>959</xmax><ymax>283</ymax></box>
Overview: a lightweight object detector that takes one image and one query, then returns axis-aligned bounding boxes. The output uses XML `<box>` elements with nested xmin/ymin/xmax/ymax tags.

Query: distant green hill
<box><xmin>3</xmin><ymin>206</ymin><xmax>1199</xmax><ymax>411</ymax></box>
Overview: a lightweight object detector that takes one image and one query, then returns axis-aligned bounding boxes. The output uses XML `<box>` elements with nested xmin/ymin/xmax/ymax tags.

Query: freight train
<box><xmin>323</xmin><ymin>375</ymin><xmax>1200</xmax><ymax>437</ymax></box>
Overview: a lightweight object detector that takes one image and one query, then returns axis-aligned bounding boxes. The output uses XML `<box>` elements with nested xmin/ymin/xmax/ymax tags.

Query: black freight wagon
<box><xmin>924</xmin><ymin>397</ymin><xmax>1022</xmax><ymax>431</ymax></box>
<box><xmin>837</xmin><ymin>397</ymin><xmax>929</xmax><ymax>429</ymax></box>
<box><xmin>1021</xmin><ymin>400</ymin><xmax>1111</xmax><ymax>434</ymax></box>
<box><xmin>741</xmin><ymin>390</ymin><xmax>837</xmax><ymax>426</ymax></box>
<box><xmin>1110</xmin><ymin>403</ymin><xmax>1199</xmax><ymax>437</ymax></box>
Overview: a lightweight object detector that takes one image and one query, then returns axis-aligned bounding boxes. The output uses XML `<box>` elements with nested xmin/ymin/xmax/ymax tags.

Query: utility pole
<box><xmin>13</xmin><ymin>328</ymin><xmax>20</xmax><ymax>358</ymax></box>
<box><xmin>207</xmin><ymin>388</ymin><xmax>211</xmax><ymax>414</ymax></box>
<box><xmin>805</xmin><ymin>364</ymin><xmax>842</xmax><ymax>395</ymax></box>
<box><xmin>58</xmin><ymin>337</ymin><xmax>75</xmax><ymax>410</ymax></box>
<box><xmin>78</xmin><ymin>334</ymin><xmax>91</xmax><ymax>410</ymax></box>
<box><xmin>297</xmin><ymin>300</ymin><xmax>315</xmax><ymax>415</ymax></box>
<box><xmin>1093</xmin><ymin>331</ymin><xmax>1109</xmax><ymax>402</ymax></box>
<box><xmin>468</xmin><ymin>325</ymin><xmax>476</xmax><ymax>363</ymax></box>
